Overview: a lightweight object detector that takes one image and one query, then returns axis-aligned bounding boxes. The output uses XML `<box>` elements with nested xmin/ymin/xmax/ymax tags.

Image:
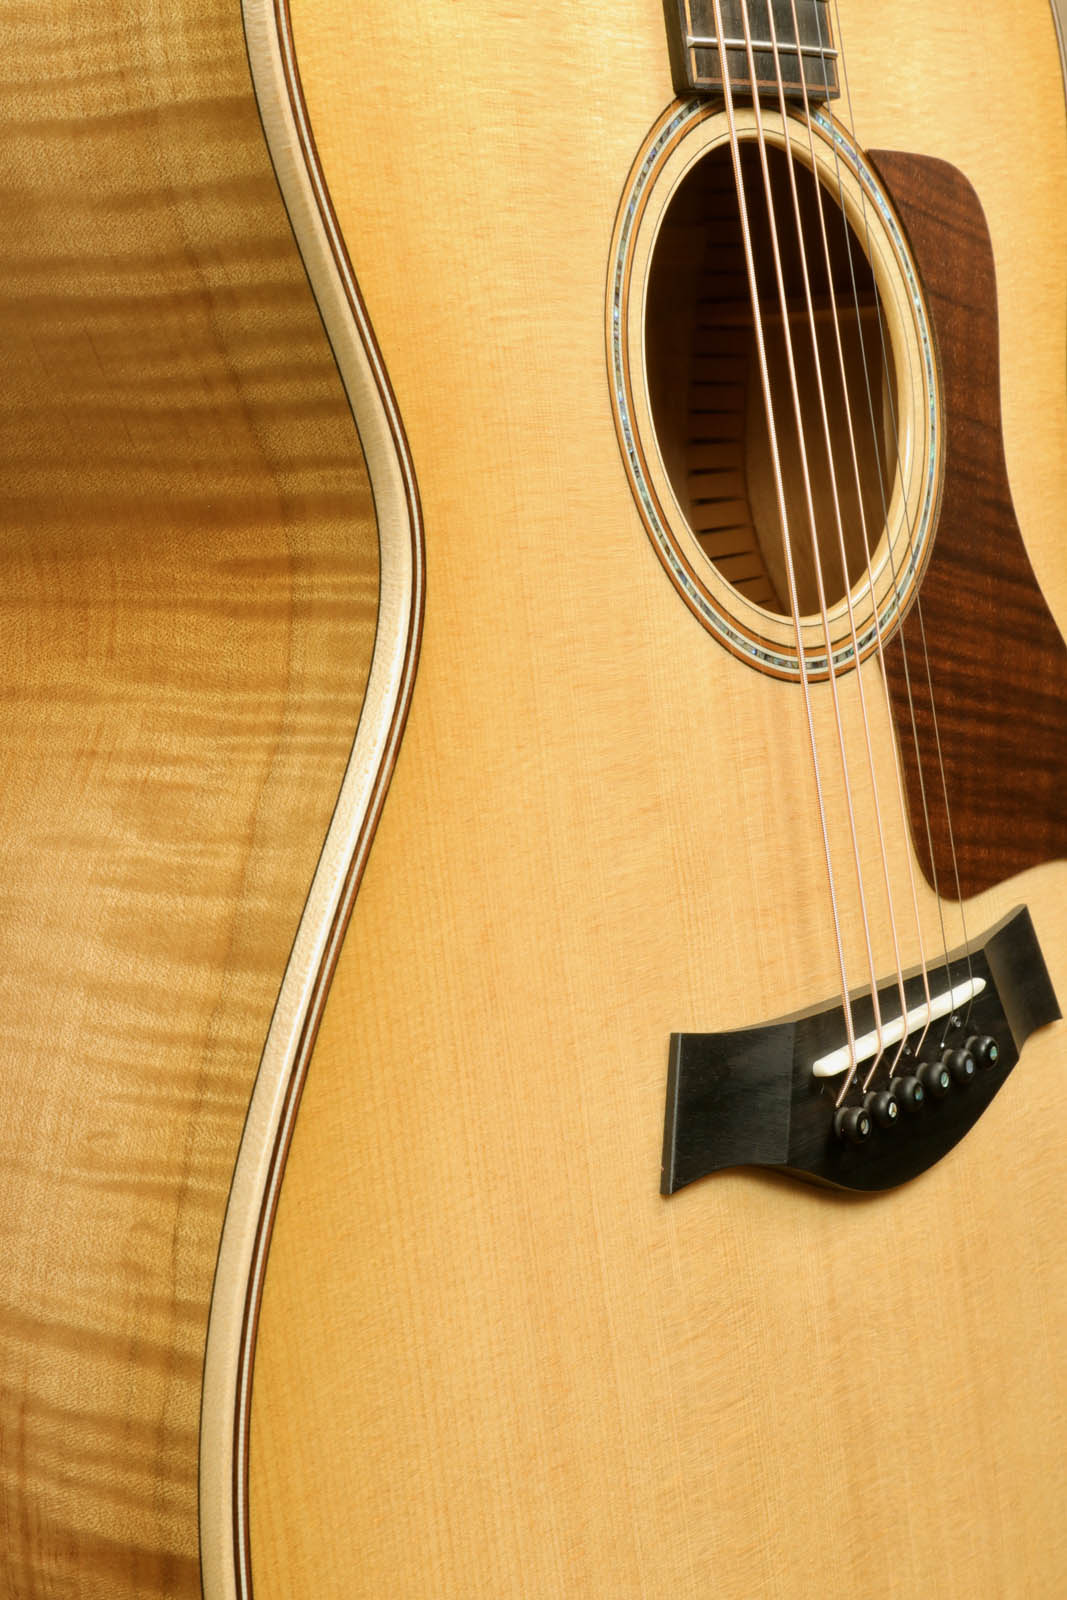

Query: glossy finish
<box><xmin>244</xmin><ymin>0</ymin><xmax>1067</xmax><ymax>1595</ymax></box>
<box><xmin>200</xmin><ymin>4</ymin><xmax>423</xmax><ymax>1596</ymax></box>
<box><xmin>876</xmin><ymin>148</ymin><xmax>1067</xmax><ymax>899</ymax></box>
<box><xmin>0</xmin><ymin>2</ymin><xmax>378</xmax><ymax>1592</ymax></box>
<box><xmin>663</xmin><ymin>907</ymin><xmax>1060</xmax><ymax>1192</ymax></box>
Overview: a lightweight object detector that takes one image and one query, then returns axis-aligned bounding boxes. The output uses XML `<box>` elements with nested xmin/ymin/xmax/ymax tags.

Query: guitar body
<box><xmin>236</xmin><ymin>1</ymin><xmax>1067</xmax><ymax>1596</ymax></box>
<box><xmin>5</xmin><ymin>0</ymin><xmax>1065</xmax><ymax>1596</ymax></box>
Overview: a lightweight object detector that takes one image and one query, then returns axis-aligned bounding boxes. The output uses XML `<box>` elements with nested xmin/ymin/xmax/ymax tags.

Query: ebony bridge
<box><xmin>661</xmin><ymin>907</ymin><xmax>1060</xmax><ymax>1193</ymax></box>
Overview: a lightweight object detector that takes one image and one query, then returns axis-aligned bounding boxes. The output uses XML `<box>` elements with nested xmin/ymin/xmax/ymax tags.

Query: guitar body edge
<box><xmin>198</xmin><ymin>5</ymin><xmax>424</xmax><ymax>1598</ymax></box>
<box><xmin>0</xmin><ymin>0</ymin><xmax>392</xmax><ymax>1592</ymax></box>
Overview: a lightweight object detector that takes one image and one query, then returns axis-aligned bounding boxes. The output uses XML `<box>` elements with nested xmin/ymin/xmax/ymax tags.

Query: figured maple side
<box><xmin>244</xmin><ymin>2</ymin><xmax>1067</xmax><ymax>1599</ymax></box>
<box><xmin>0</xmin><ymin>2</ymin><xmax>380</xmax><ymax>1594</ymax></box>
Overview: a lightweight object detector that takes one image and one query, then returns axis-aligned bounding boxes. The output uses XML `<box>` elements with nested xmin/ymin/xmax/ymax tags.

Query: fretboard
<box><xmin>663</xmin><ymin>0</ymin><xmax>839</xmax><ymax>101</ymax></box>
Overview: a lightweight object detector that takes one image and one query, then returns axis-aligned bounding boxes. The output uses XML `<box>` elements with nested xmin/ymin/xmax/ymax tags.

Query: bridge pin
<box><xmin>918</xmin><ymin>1059</ymin><xmax>953</xmax><ymax>1099</ymax></box>
<box><xmin>864</xmin><ymin>1088</ymin><xmax>900</xmax><ymax>1130</ymax></box>
<box><xmin>888</xmin><ymin>1074</ymin><xmax>925</xmax><ymax>1114</ymax></box>
<box><xmin>942</xmin><ymin>1046</ymin><xmax>976</xmax><ymax>1086</ymax></box>
<box><xmin>833</xmin><ymin>1105</ymin><xmax>873</xmax><ymax>1145</ymax></box>
<box><xmin>965</xmin><ymin>1034</ymin><xmax>1001</xmax><ymax>1069</ymax></box>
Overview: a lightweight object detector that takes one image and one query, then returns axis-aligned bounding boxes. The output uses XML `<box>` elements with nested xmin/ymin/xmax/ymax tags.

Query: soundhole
<box><xmin>645</xmin><ymin>139</ymin><xmax>897</xmax><ymax>618</ymax></box>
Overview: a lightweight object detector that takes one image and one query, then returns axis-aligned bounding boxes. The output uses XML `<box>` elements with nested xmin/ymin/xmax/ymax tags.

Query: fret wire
<box><xmin>687</xmin><ymin>34</ymin><xmax>839</xmax><ymax>59</ymax></box>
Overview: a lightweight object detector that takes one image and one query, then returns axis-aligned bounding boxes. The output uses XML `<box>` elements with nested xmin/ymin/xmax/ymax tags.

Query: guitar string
<box><xmin>808</xmin><ymin>10</ymin><xmax>961</xmax><ymax>1055</ymax></box>
<box><xmin>797</xmin><ymin>1</ymin><xmax>959</xmax><ymax>1055</ymax></box>
<box><xmin>729</xmin><ymin>0</ymin><xmax>891</xmax><ymax>1089</ymax></box>
<box><xmin>761</xmin><ymin>2</ymin><xmax>918</xmax><ymax>1101</ymax></box>
<box><xmin>709</xmin><ymin>0</ymin><xmax>859</xmax><ymax>1075</ymax></box>
<box><xmin>817</xmin><ymin>0</ymin><xmax>975</xmax><ymax>1036</ymax></box>
<box><xmin>774</xmin><ymin>0</ymin><xmax>936</xmax><ymax>1092</ymax></box>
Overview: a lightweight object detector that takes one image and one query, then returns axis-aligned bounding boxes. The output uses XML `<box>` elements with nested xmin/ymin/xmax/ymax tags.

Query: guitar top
<box><xmin>240</xmin><ymin>1</ymin><xmax>1067</xmax><ymax>1595</ymax></box>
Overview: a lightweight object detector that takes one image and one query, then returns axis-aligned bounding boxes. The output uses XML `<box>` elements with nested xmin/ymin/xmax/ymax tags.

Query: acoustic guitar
<box><xmin>3</xmin><ymin>1</ymin><xmax>1066</xmax><ymax>1597</ymax></box>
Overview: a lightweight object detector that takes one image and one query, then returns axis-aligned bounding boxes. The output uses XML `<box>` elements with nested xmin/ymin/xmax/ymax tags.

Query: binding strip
<box><xmin>199</xmin><ymin>5</ymin><xmax>425</xmax><ymax>1598</ymax></box>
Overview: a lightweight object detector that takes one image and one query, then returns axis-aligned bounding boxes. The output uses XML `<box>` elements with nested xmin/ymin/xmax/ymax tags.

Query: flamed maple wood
<box><xmin>238</xmin><ymin>1</ymin><xmax>1067</xmax><ymax>1598</ymax></box>
<box><xmin>874</xmin><ymin>149</ymin><xmax>1067</xmax><ymax>899</ymax></box>
<box><xmin>0</xmin><ymin>1</ymin><xmax>380</xmax><ymax>1594</ymax></box>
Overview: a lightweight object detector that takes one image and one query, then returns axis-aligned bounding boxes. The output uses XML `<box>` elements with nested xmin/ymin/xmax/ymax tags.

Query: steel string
<box><xmin>774</xmin><ymin>0</ymin><xmax>937</xmax><ymax>1093</ymax></box>
<box><xmin>709</xmin><ymin>0</ymin><xmax>860</xmax><ymax>1076</ymax></box>
<box><xmin>817</xmin><ymin>0</ymin><xmax>975</xmax><ymax>1036</ymax></box>
<box><xmin>730</xmin><ymin>0</ymin><xmax>891</xmax><ymax>1090</ymax></box>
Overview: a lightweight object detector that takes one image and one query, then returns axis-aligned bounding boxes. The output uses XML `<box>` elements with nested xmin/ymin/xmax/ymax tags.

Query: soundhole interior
<box><xmin>645</xmin><ymin>139</ymin><xmax>897</xmax><ymax>618</ymax></box>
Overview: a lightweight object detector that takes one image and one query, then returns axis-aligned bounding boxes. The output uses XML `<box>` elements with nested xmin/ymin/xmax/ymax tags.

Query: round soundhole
<box><xmin>608</xmin><ymin>103</ymin><xmax>940</xmax><ymax>679</ymax></box>
<box><xmin>645</xmin><ymin>139</ymin><xmax>896</xmax><ymax>619</ymax></box>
